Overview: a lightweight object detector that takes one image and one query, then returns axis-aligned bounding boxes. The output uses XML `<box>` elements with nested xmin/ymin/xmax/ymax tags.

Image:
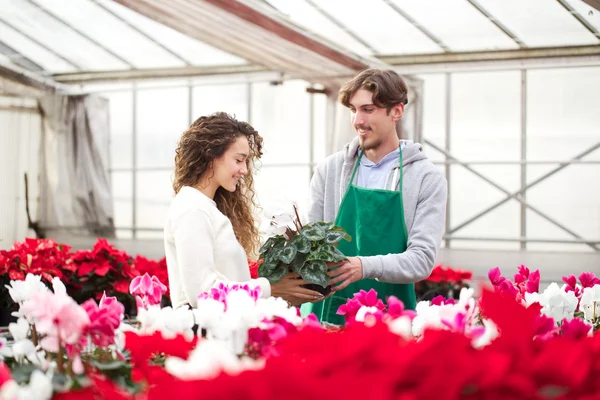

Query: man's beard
<box><xmin>359</xmin><ymin>136</ymin><xmax>382</xmax><ymax>151</ymax></box>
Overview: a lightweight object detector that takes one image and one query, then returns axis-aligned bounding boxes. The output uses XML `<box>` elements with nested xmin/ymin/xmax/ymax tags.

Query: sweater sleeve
<box><xmin>172</xmin><ymin>208</ymin><xmax>270</xmax><ymax>307</ymax></box>
<box><xmin>359</xmin><ymin>170</ymin><xmax>448</xmax><ymax>284</ymax></box>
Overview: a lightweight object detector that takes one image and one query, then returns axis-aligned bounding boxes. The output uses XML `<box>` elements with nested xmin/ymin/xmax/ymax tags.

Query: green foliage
<box><xmin>258</xmin><ymin>222</ymin><xmax>350</xmax><ymax>288</ymax></box>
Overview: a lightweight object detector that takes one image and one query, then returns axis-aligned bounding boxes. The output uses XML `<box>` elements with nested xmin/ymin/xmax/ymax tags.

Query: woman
<box><xmin>164</xmin><ymin>112</ymin><xmax>323</xmax><ymax>308</ymax></box>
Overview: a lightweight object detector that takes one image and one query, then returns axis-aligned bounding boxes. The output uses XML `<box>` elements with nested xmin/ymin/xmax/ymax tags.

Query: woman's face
<box><xmin>212</xmin><ymin>136</ymin><xmax>250</xmax><ymax>192</ymax></box>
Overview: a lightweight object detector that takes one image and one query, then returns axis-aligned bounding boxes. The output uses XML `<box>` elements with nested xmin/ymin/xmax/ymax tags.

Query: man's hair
<box><xmin>339</xmin><ymin>69</ymin><xmax>409</xmax><ymax>113</ymax></box>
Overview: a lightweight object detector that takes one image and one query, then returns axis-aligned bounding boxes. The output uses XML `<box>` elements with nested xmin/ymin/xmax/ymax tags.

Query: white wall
<box><xmin>0</xmin><ymin>96</ymin><xmax>40</xmax><ymax>248</ymax></box>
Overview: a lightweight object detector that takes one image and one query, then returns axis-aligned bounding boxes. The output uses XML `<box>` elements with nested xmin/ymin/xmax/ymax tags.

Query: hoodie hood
<box><xmin>342</xmin><ymin>137</ymin><xmax>428</xmax><ymax>167</ymax></box>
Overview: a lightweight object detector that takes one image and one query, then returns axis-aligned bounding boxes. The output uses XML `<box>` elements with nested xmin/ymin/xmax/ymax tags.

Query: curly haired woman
<box><xmin>164</xmin><ymin>112</ymin><xmax>323</xmax><ymax>308</ymax></box>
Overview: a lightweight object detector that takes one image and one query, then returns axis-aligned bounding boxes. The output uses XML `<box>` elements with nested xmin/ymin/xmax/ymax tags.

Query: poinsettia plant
<box><xmin>0</xmin><ymin>238</ymin><xmax>71</xmax><ymax>311</ymax></box>
<box><xmin>414</xmin><ymin>264</ymin><xmax>472</xmax><ymax>302</ymax></box>
<box><xmin>61</xmin><ymin>239</ymin><xmax>140</xmax><ymax>314</ymax></box>
<box><xmin>258</xmin><ymin>205</ymin><xmax>350</xmax><ymax>295</ymax></box>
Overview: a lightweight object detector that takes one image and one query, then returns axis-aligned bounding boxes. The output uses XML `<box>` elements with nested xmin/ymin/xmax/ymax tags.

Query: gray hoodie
<box><xmin>307</xmin><ymin>137</ymin><xmax>447</xmax><ymax>283</ymax></box>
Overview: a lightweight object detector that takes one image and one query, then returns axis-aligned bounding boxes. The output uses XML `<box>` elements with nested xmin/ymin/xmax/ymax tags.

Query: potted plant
<box><xmin>258</xmin><ymin>206</ymin><xmax>350</xmax><ymax>296</ymax></box>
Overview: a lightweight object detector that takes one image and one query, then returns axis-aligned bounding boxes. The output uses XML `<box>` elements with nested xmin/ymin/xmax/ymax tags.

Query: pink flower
<box><xmin>197</xmin><ymin>283</ymin><xmax>261</xmax><ymax>310</ymax></box>
<box><xmin>387</xmin><ymin>296</ymin><xmax>416</xmax><ymax>320</ymax></box>
<box><xmin>431</xmin><ymin>295</ymin><xmax>456</xmax><ymax>306</ymax></box>
<box><xmin>533</xmin><ymin>314</ymin><xmax>557</xmax><ymax>340</ymax></box>
<box><xmin>488</xmin><ymin>267</ymin><xmax>506</xmax><ymax>286</ymax></box>
<box><xmin>578</xmin><ymin>272</ymin><xmax>600</xmax><ymax>289</ymax></box>
<box><xmin>560</xmin><ymin>318</ymin><xmax>592</xmax><ymax>340</ymax></box>
<box><xmin>82</xmin><ymin>293</ymin><xmax>124</xmax><ymax>347</ymax></box>
<box><xmin>130</xmin><ymin>273</ymin><xmax>167</xmax><ymax>310</ymax></box>
<box><xmin>0</xmin><ymin>362</ymin><xmax>11</xmax><ymax>388</ymax></box>
<box><xmin>337</xmin><ymin>289</ymin><xmax>386</xmax><ymax>323</ymax></box>
<box><xmin>21</xmin><ymin>291</ymin><xmax>90</xmax><ymax>351</ymax></box>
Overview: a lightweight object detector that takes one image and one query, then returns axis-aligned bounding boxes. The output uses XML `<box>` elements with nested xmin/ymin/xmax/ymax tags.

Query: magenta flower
<box><xmin>130</xmin><ymin>273</ymin><xmax>168</xmax><ymax>310</ymax></box>
<box><xmin>560</xmin><ymin>317</ymin><xmax>592</xmax><ymax>340</ymax></box>
<box><xmin>197</xmin><ymin>282</ymin><xmax>261</xmax><ymax>310</ymax></box>
<box><xmin>533</xmin><ymin>314</ymin><xmax>557</xmax><ymax>340</ymax></box>
<box><xmin>488</xmin><ymin>267</ymin><xmax>506</xmax><ymax>286</ymax></box>
<box><xmin>81</xmin><ymin>292</ymin><xmax>124</xmax><ymax>347</ymax></box>
<box><xmin>578</xmin><ymin>272</ymin><xmax>600</xmax><ymax>288</ymax></box>
<box><xmin>387</xmin><ymin>296</ymin><xmax>416</xmax><ymax>320</ymax></box>
<box><xmin>431</xmin><ymin>295</ymin><xmax>456</xmax><ymax>306</ymax></box>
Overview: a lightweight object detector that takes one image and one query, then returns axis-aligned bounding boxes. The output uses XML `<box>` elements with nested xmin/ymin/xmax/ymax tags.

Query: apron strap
<box><xmin>351</xmin><ymin>145</ymin><xmax>404</xmax><ymax>190</ymax></box>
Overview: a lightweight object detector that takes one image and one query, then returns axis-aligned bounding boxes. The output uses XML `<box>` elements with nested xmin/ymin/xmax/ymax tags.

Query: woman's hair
<box><xmin>173</xmin><ymin>112</ymin><xmax>263</xmax><ymax>256</ymax></box>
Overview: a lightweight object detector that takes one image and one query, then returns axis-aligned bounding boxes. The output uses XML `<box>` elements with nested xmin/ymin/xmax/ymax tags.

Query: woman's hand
<box><xmin>271</xmin><ymin>272</ymin><xmax>325</xmax><ymax>306</ymax></box>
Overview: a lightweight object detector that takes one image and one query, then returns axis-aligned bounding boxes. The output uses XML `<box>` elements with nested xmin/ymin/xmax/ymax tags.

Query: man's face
<box><xmin>348</xmin><ymin>88</ymin><xmax>402</xmax><ymax>151</ymax></box>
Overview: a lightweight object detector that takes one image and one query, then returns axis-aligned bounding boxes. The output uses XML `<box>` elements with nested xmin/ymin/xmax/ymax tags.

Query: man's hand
<box><xmin>329</xmin><ymin>257</ymin><xmax>363</xmax><ymax>291</ymax></box>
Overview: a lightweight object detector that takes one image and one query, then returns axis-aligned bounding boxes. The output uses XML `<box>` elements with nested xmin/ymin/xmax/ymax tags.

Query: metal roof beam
<box><xmin>466</xmin><ymin>0</ymin><xmax>527</xmax><ymax>48</ymax></box>
<box><xmin>52</xmin><ymin>64</ymin><xmax>267</xmax><ymax>84</ymax></box>
<box><xmin>0</xmin><ymin>40</ymin><xmax>44</xmax><ymax>72</ymax></box>
<box><xmin>0</xmin><ymin>18</ymin><xmax>82</xmax><ymax>69</ymax></box>
<box><xmin>556</xmin><ymin>0</ymin><xmax>600</xmax><ymax>40</ymax></box>
<box><xmin>379</xmin><ymin>44</ymin><xmax>600</xmax><ymax>65</ymax></box>
<box><xmin>26</xmin><ymin>0</ymin><xmax>136</xmax><ymax>69</ymax></box>
<box><xmin>88</xmin><ymin>0</ymin><xmax>193</xmax><ymax>66</ymax></box>
<box><xmin>381</xmin><ymin>0</ymin><xmax>451</xmax><ymax>52</ymax></box>
<box><xmin>304</xmin><ymin>0</ymin><xmax>378</xmax><ymax>54</ymax></box>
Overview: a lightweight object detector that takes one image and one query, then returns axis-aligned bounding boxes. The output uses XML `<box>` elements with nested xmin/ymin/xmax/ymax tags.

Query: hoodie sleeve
<box><xmin>359</xmin><ymin>169</ymin><xmax>447</xmax><ymax>284</ymax></box>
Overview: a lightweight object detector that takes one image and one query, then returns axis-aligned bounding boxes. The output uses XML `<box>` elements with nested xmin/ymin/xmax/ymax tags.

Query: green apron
<box><xmin>303</xmin><ymin>147</ymin><xmax>416</xmax><ymax>325</ymax></box>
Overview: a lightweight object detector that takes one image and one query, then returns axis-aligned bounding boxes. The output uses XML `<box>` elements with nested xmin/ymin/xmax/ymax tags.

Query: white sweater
<box><xmin>164</xmin><ymin>186</ymin><xmax>271</xmax><ymax>308</ymax></box>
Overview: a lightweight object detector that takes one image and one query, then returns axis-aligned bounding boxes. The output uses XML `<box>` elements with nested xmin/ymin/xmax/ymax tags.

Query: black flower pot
<box><xmin>302</xmin><ymin>283</ymin><xmax>332</xmax><ymax>297</ymax></box>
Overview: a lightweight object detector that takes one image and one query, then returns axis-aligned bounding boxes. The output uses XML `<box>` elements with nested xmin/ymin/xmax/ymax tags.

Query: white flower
<box><xmin>51</xmin><ymin>277</ymin><xmax>66</xmax><ymax>295</ymax></box>
<box><xmin>6</xmin><ymin>274</ymin><xmax>48</xmax><ymax>303</ymax></box>
<box><xmin>388</xmin><ymin>315</ymin><xmax>414</xmax><ymax>340</ymax></box>
<box><xmin>472</xmin><ymin>319</ymin><xmax>499</xmax><ymax>349</ymax></box>
<box><xmin>0</xmin><ymin>369</ymin><xmax>53</xmax><ymax>400</ymax></box>
<box><xmin>193</xmin><ymin>299</ymin><xmax>226</xmax><ymax>332</ymax></box>
<box><xmin>165</xmin><ymin>339</ymin><xmax>264</xmax><ymax>380</ymax></box>
<box><xmin>136</xmin><ymin>306</ymin><xmax>195</xmax><ymax>340</ymax></box>
<box><xmin>533</xmin><ymin>283</ymin><xmax>578</xmax><ymax>324</ymax></box>
<box><xmin>261</xmin><ymin>199</ymin><xmax>297</xmax><ymax>236</ymax></box>
<box><xmin>580</xmin><ymin>285</ymin><xmax>600</xmax><ymax>322</ymax></box>
<box><xmin>255</xmin><ymin>297</ymin><xmax>302</xmax><ymax>326</ymax></box>
<box><xmin>355</xmin><ymin>306</ymin><xmax>380</xmax><ymax>322</ymax></box>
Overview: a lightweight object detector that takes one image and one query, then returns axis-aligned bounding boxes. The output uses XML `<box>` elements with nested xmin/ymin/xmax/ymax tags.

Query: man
<box><xmin>306</xmin><ymin>69</ymin><xmax>447</xmax><ymax>325</ymax></box>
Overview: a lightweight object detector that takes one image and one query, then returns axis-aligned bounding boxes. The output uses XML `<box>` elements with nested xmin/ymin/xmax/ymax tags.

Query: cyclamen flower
<box><xmin>81</xmin><ymin>292</ymin><xmax>124</xmax><ymax>347</ymax></box>
<box><xmin>337</xmin><ymin>289</ymin><xmax>386</xmax><ymax>324</ymax></box>
<box><xmin>197</xmin><ymin>282</ymin><xmax>261</xmax><ymax>310</ymax></box>
<box><xmin>20</xmin><ymin>291</ymin><xmax>90</xmax><ymax>352</ymax></box>
<box><xmin>130</xmin><ymin>273</ymin><xmax>168</xmax><ymax>311</ymax></box>
<box><xmin>579</xmin><ymin>285</ymin><xmax>600</xmax><ymax>323</ymax></box>
<box><xmin>525</xmin><ymin>283</ymin><xmax>578</xmax><ymax>324</ymax></box>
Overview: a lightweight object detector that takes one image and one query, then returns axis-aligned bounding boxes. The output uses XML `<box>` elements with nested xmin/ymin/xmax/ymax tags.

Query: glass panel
<box><xmin>526</xmin><ymin>67</ymin><xmax>600</xmax><ymax>181</ymax></box>
<box><xmin>99</xmin><ymin>91</ymin><xmax>133</xmax><ymax>169</ymax></box>
<box><xmin>477</xmin><ymin>0</ymin><xmax>599</xmax><ymax>47</ymax></box>
<box><xmin>265</xmin><ymin>0</ymin><xmax>372</xmax><ymax>56</ymax></box>
<box><xmin>34</xmin><ymin>0</ymin><xmax>186</xmax><ymax>69</ymax></box>
<box><xmin>311</xmin><ymin>92</ymin><xmax>328</xmax><ymax>166</ymax></box>
<box><xmin>449</xmin><ymin>165</ymin><xmax>520</xmax><ymax>250</ymax></box>
<box><xmin>115</xmin><ymin>229</ymin><xmax>133</xmax><ymax>239</ymax></box>
<box><xmin>113</xmin><ymin>200</ymin><xmax>132</xmax><ymax>229</ymax></box>
<box><xmin>450</xmin><ymin>71</ymin><xmax>521</xmax><ymax>162</ymax></box>
<box><xmin>136</xmin><ymin>171</ymin><xmax>174</xmax><ymax>206</ymax></box>
<box><xmin>95</xmin><ymin>0</ymin><xmax>248</xmax><ymax>66</ymax></box>
<box><xmin>192</xmin><ymin>83</ymin><xmax>249</xmax><ymax>123</ymax></box>
<box><xmin>526</xmin><ymin>208</ymin><xmax>595</xmax><ymax>253</ymax></box>
<box><xmin>0</xmin><ymin>21</ymin><xmax>76</xmax><ymax>73</ymax></box>
<box><xmin>312</xmin><ymin>0</ymin><xmax>442</xmax><ymax>54</ymax></box>
<box><xmin>251</xmin><ymin>80</ymin><xmax>311</xmax><ymax>164</ymax></box>
<box><xmin>111</xmin><ymin>171</ymin><xmax>132</xmax><ymax>200</ymax></box>
<box><xmin>416</xmin><ymin>73</ymin><xmax>447</xmax><ymax>163</ymax></box>
<box><xmin>390</xmin><ymin>0</ymin><xmax>520</xmax><ymax>51</ymax></box>
<box><xmin>2</xmin><ymin>0</ymin><xmax>129</xmax><ymax>70</ymax></box>
<box><xmin>565</xmin><ymin>0</ymin><xmax>600</xmax><ymax>33</ymax></box>
<box><xmin>254</xmin><ymin>166</ymin><xmax>312</xmax><ymax>226</ymax></box>
<box><xmin>136</xmin><ymin>203</ymin><xmax>169</xmax><ymax>229</ymax></box>
<box><xmin>135</xmin><ymin>87</ymin><xmax>189</xmax><ymax>168</ymax></box>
